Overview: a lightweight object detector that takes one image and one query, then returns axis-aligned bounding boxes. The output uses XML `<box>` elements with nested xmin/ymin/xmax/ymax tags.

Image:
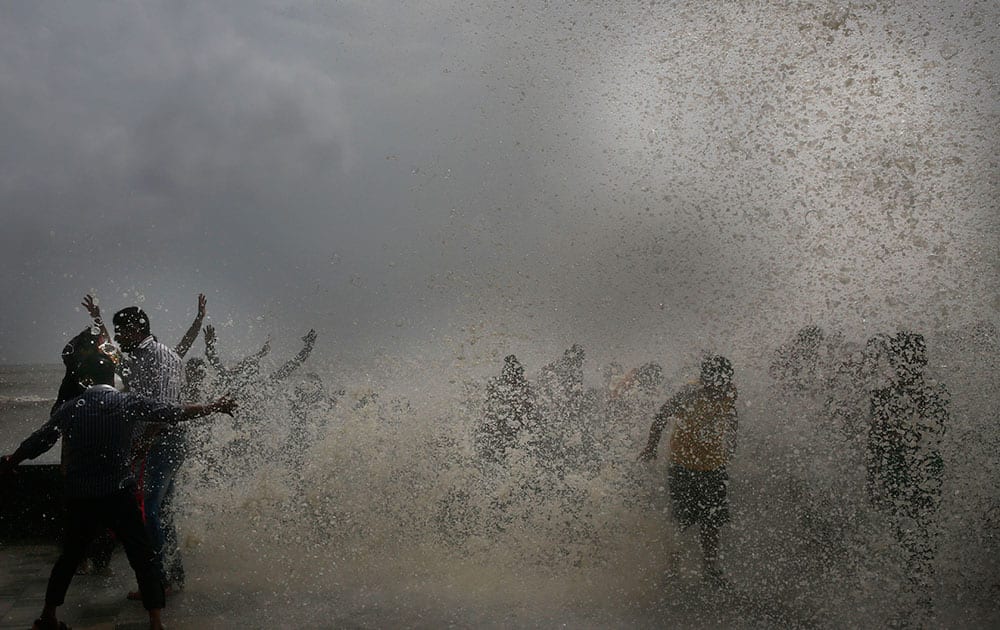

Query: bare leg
<box><xmin>700</xmin><ymin>522</ymin><xmax>725</xmax><ymax>585</ymax></box>
<box><xmin>149</xmin><ymin>607</ymin><xmax>164</xmax><ymax>630</ymax></box>
<box><xmin>700</xmin><ymin>521</ymin><xmax>720</xmax><ymax>566</ymax></box>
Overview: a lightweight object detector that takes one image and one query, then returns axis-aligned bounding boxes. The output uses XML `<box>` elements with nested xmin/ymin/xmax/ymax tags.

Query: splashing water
<box><xmin>163</xmin><ymin>325</ymin><xmax>999</xmax><ymax>627</ymax></box>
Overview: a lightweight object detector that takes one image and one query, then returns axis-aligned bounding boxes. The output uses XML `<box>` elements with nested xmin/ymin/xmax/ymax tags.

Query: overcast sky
<box><xmin>1</xmin><ymin>1</ymin><xmax>996</xmax><ymax>380</ymax></box>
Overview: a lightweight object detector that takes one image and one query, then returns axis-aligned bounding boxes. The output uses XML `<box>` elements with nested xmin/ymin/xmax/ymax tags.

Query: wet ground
<box><xmin>0</xmin><ymin>542</ymin><xmax>813</xmax><ymax>630</ymax></box>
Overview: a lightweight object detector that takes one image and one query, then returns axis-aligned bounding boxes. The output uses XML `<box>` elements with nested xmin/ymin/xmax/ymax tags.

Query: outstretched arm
<box><xmin>175</xmin><ymin>293</ymin><xmax>207</xmax><ymax>359</ymax></box>
<box><xmin>638</xmin><ymin>393</ymin><xmax>683</xmax><ymax>461</ymax></box>
<box><xmin>269</xmin><ymin>329</ymin><xmax>317</xmax><ymax>383</ymax></box>
<box><xmin>82</xmin><ymin>294</ymin><xmax>110</xmax><ymax>341</ymax></box>
<box><xmin>638</xmin><ymin>408</ymin><xmax>671</xmax><ymax>461</ymax></box>
<box><xmin>0</xmin><ymin>416</ymin><xmax>62</xmax><ymax>475</ymax></box>
<box><xmin>203</xmin><ymin>325</ymin><xmax>227</xmax><ymax>374</ymax></box>
<box><xmin>230</xmin><ymin>337</ymin><xmax>271</xmax><ymax>375</ymax></box>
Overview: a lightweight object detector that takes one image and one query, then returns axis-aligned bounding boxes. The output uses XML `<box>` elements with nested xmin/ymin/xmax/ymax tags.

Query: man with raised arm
<box><xmin>0</xmin><ymin>355</ymin><xmax>235</xmax><ymax>630</ymax></box>
<box><xmin>111</xmin><ymin>306</ymin><xmax>188</xmax><ymax>597</ymax></box>
<box><xmin>83</xmin><ymin>293</ymin><xmax>206</xmax><ymax>359</ymax></box>
<box><xmin>639</xmin><ymin>355</ymin><xmax>739</xmax><ymax>586</ymax></box>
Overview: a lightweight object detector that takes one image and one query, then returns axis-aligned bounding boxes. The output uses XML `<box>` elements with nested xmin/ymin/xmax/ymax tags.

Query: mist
<box><xmin>0</xmin><ymin>0</ymin><xmax>998</xmax><ymax>627</ymax></box>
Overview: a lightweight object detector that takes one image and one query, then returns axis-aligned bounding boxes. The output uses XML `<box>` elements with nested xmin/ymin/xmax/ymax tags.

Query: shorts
<box><xmin>668</xmin><ymin>464</ymin><xmax>730</xmax><ymax>529</ymax></box>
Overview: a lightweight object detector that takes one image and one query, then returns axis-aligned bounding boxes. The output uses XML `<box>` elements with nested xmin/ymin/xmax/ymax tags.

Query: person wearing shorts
<box><xmin>639</xmin><ymin>355</ymin><xmax>738</xmax><ymax>585</ymax></box>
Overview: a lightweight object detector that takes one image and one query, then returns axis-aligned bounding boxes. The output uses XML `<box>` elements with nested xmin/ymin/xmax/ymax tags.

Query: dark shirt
<box><xmin>17</xmin><ymin>385</ymin><xmax>186</xmax><ymax>498</ymax></box>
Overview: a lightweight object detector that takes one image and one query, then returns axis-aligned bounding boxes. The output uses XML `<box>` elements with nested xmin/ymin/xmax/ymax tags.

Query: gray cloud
<box><xmin>0</xmin><ymin>0</ymin><xmax>996</xmax><ymax>373</ymax></box>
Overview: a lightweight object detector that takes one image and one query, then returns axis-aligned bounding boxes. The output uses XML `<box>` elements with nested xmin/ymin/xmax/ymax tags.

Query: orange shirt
<box><xmin>664</xmin><ymin>383</ymin><xmax>738</xmax><ymax>471</ymax></box>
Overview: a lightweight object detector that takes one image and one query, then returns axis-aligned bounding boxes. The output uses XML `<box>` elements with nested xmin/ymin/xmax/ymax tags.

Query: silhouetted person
<box><xmin>769</xmin><ymin>325</ymin><xmax>834</xmax><ymax>395</ymax></box>
<box><xmin>0</xmin><ymin>355</ymin><xmax>236</xmax><ymax>630</ymax></box>
<box><xmin>203</xmin><ymin>325</ymin><xmax>318</xmax><ymax>472</ymax></box>
<box><xmin>83</xmin><ymin>293</ymin><xmax>206</xmax><ymax>360</ymax></box>
<box><xmin>605</xmin><ymin>362</ymin><xmax>663</xmax><ymax>453</ymax></box>
<box><xmin>203</xmin><ymin>325</ymin><xmax>317</xmax><ymax>408</ymax></box>
<box><xmin>866</xmin><ymin>331</ymin><xmax>947</xmax><ymax>623</ymax></box>
<box><xmin>639</xmin><ymin>355</ymin><xmax>738</xmax><ymax>586</ymax></box>
<box><xmin>54</xmin><ymin>326</ymin><xmax>122</xmax><ymax>576</ymax></box>
<box><xmin>476</xmin><ymin>355</ymin><xmax>538</xmax><ymax>463</ymax></box>
<box><xmin>113</xmin><ymin>306</ymin><xmax>187</xmax><ymax>596</ymax></box>
<box><xmin>54</xmin><ymin>326</ymin><xmax>122</xmax><ymax>413</ymax></box>
<box><xmin>535</xmin><ymin>344</ymin><xmax>592</xmax><ymax>471</ymax></box>
<box><xmin>285</xmin><ymin>372</ymin><xmax>338</xmax><ymax>476</ymax></box>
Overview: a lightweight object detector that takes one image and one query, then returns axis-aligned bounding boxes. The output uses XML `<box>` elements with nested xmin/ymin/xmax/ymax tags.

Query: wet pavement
<box><xmin>0</xmin><ymin>544</ymin><xmax>229</xmax><ymax>630</ymax></box>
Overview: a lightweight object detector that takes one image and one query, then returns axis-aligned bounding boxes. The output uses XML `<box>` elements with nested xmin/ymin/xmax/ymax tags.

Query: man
<box><xmin>112</xmin><ymin>306</ymin><xmax>187</xmax><ymax>596</ymax></box>
<box><xmin>0</xmin><ymin>355</ymin><xmax>235</xmax><ymax>630</ymax></box>
<box><xmin>476</xmin><ymin>354</ymin><xmax>538</xmax><ymax>463</ymax></box>
<box><xmin>866</xmin><ymin>331</ymin><xmax>947</xmax><ymax>624</ymax></box>
<box><xmin>639</xmin><ymin>355</ymin><xmax>738</xmax><ymax>586</ymax></box>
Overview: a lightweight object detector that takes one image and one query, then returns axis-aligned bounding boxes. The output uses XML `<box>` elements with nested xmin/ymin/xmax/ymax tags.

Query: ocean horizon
<box><xmin>0</xmin><ymin>364</ymin><xmax>64</xmax><ymax>463</ymax></box>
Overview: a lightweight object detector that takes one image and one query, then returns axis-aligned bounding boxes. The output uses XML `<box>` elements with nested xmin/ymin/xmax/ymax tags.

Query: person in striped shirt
<box><xmin>112</xmin><ymin>306</ymin><xmax>189</xmax><ymax>596</ymax></box>
<box><xmin>0</xmin><ymin>355</ymin><xmax>235</xmax><ymax>630</ymax></box>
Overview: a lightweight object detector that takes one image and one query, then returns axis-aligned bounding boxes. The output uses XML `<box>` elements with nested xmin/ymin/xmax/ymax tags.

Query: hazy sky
<box><xmin>1</xmin><ymin>1</ymin><xmax>996</xmax><ymax>377</ymax></box>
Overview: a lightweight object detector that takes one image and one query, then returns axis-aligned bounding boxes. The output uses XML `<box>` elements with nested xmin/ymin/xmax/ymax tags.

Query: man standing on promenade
<box><xmin>112</xmin><ymin>306</ymin><xmax>188</xmax><ymax>596</ymax></box>
<box><xmin>0</xmin><ymin>355</ymin><xmax>235</xmax><ymax>630</ymax></box>
<box><xmin>639</xmin><ymin>355</ymin><xmax>739</xmax><ymax>586</ymax></box>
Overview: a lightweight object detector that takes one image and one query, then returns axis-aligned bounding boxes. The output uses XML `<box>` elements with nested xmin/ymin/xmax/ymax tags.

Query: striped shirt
<box><xmin>123</xmin><ymin>336</ymin><xmax>184</xmax><ymax>404</ymax></box>
<box><xmin>122</xmin><ymin>335</ymin><xmax>186</xmax><ymax>450</ymax></box>
<box><xmin>17</xmin><ymin>385</ymin><xmax>186</xmax><ymax>497</ymax></box>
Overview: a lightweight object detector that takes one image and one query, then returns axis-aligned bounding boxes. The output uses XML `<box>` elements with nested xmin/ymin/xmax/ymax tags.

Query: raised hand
<box><xmin>302</xmin><ymin>329</ymin><xmax>317</xmax><ymax>346</ymax></box>
<box><xmin>212</xmin><ymin>396</ymin><xmax>237</xmax><ymax>417</ymax></box>
<box><xmin>82</xmin><ymin>294</ymin><xmax>102</xmax><ymax>321</ymax></box>
<box><xmin>204</xmin><ymin>324</ymin><xmax>217</xmax><ymax>345</ymax></box>
<box><xmin>197</xmin><ymin>293</ymin><xmax>207</xmax><ymax>319</ymax></box>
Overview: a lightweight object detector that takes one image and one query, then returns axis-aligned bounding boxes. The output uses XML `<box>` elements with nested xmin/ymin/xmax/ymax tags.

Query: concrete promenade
<box><xmin>0</xmin><ymin>544</ymin><xmax>230</xmax><ymax>630</ymax></box>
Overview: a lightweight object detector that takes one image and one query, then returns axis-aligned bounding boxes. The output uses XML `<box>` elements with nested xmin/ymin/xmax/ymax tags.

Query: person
<box><xmin>608</xmin><ymin>362</ymin><xmax>663</xmax><ymax>402</ymax></box>
<box><xmin>0</xmin><ymin>355</ymin><xmax>236</xmax><ymax>630</ymax></box>
<box><xmin>866</xmin><ymin>331</ymin><xmax>947</xmax><ymax>623</ymax></box>
<box><xmin>475</xmin><ymin>354</ymin><xmax>538</xmax><ymax>463</ymax></box>
<box><xmin>285</xmin><ymin>372</ymin><xmax>339</xmax><ymax>479</ymax></box>
<box><xmin>203</xmin><ymin>325</ymin><xmax>318</xmax><ymax>473</ymax></box>
<box><xmin>54</xmin><ymin>326</ymin><xmax>124</xmax><ymax>576</ymax></box>
<box><xmin>83</xmin><ymin>293</ymin><xmax>207</xmax><ymax>359</ymax></box>
<box><xmin>54</xmin><ymin>326</ymin><xmax>122</xmax><ymax>414</ymax></box>
<box><xmin>73</xmin><ymin>293</ymin><xmax>203</xmax><ymax>577</ymax></box>
<box><xmin>638</xmin><ymin>355</ymin><xmax>738</xmax><ymax>586</ymax></box>
<box><xmin>112</xmin><ymin>305</ymin><xmax>188</xmax><ymax>597</ymax></box>
<box><xmin>535</xmin><ymin>344</ymin><xmax>593</xmax><ymax>472</ymax></box>
<box><xmin>203</xmin><ymin>325</ymin><xmax>317</xmax><ymax>397</ymax></box>
<box><xmin>203</xmin><ymin>324</ymin><xmax>317</xmax><ymax>420</ymax></box>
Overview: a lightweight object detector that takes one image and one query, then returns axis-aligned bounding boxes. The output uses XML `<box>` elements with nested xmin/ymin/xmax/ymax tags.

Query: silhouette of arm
<box><xmin>175</xmin><ymin>293</ymin><xmax>207</xmax><ymax>359</ymax></box>
<box><xmin>82</xmin><ymin>294</ymin><xmax>110</xmax><ymax>341</ymax></box>
<box><xmin>638</xmin><ymin>393</ymin><xmax>682</xmax><ymax>461</ymax></box>
<box><xmin>230</xmin><ymin>337</ymin><xmax>271</xmax><ymax>375</ymax></box>
<box><xmin>203</xmin><ymin>325</ymin><xmax>227</xmax><ymax>375</ymax></box>
<box><xmin>268</xmin><ymin>329</ymin><xmax>317</xmax><ymax>383</ymax></box>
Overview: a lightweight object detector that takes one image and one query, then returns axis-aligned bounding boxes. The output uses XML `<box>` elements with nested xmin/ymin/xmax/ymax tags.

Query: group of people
<box><xmin>475</xmin><ymin>329</ymin><xmax>948</xmax><ymax>623</ymax></box>
<box><xmin>0</xmin><ymin>303</ymin><xmax>953</xmax><ymax>628</ymax></box>
<box><xmin>0</xmin><ymin>294</ymin><xmax>317</xmax><ymax>630</ymax></box>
